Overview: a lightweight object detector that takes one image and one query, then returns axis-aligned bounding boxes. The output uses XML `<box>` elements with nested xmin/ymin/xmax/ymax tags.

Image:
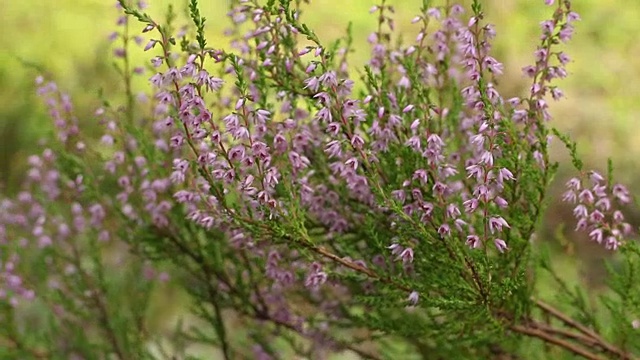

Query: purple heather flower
<box><xmin>387</xmin><ymin>243</ymin><xmax>402</xmax><ymax>256</ymax></box>
<box><xmin>438</xmin><ymin>224</ymin><xmax>451</xmax><ymax>237</ymax></box>
<box><xmin>567</xmin><ymin>12</ymin><xmax>581</xmax><ymax>22</ymax></box>
<box><xmin>408</xmin><ymin>291</ymin><xmax>419</xmax><ymax>306</ymax></box>
<box><xmin>397</xmin><ymin>248</ymin><xmax>414</xmax><ymax>264</ymax></box>
<box><xmin>613</xmin><ymin>184</ymin><xmax>631</xmax><ymax>203</ymax></box>
<box><xmin>466</xmin><ymin>235</ymin><xmax>481</xmax><ymax>249</ymax></box>
<box><xmin>566</xmin><ymin>178</ymin><xmax>581</xmax><ymax>191</ymax></box>
<box><xmin>589</xmin><ymin>171</ymin><xmax>605</xmax><ymax>184</ymax></box>
<box><xmin>578</xmin><ymin>189</ymin><xmax>594</xmax><ymax>204</ymax></box>
<box><xmin>494</xmin><ymin>196</ymin><xmax>508</xmax><ymax>209</ymax></box>
<box><xmin>488</xmin><ymin>216</ymin><xmax>510</xmax><ymax>234</ymax></box>
<box><xmin>304</xmin><ymin>263</ymin><xmax>328</xmax><ymax>289</ymax></box>
<box><xmin>464</xmin><ymin>198</ymin><xmax>479</xmax><ymax>213</ymax></box>
<box><xmin>144</xmin><ymin>40</ymin><xmax>157</xmax><ymax>51</ymax></box>
<box><xmin>494</xmin><ymin>239</ymin><xmax>508</xmax><ymax>253</ymax></box>
<box><xmin>589</xmin><ymin>228</ymin><xmax>604</xmax><ymax>244</ymax></box>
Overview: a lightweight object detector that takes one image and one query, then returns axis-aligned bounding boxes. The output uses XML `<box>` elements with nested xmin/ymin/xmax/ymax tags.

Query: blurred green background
<box><xmin>1</xmin><ymin>0</ymin><xmax>639</xmax><ymax>356</ymax></box>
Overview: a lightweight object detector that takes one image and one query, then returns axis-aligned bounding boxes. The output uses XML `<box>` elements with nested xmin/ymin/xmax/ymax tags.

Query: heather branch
<box><xmin>528</xmin><ymin>320</ymin><xmax>633</xmax><ymax>359</ymax></box>
<box><xmin>68</xmin><ymin>238</ymin><xmax>129</xmax><ymax>360</ymax></box>
<box><xmin>0</xmin><ymin>335</ymin><xmax>49</xmax><ymax>359</ymax></box>
<box><xmin>374</xmin><ymin>181</ymin><xmax>490</xmax><ymax>301</ymax></box>
<box><xmin>283</xmin><ymin>229</ymin><xmax>413</xmax><ymax>293</ymax></box>
<box><xmin>510</xmin><ymin>324</ymin><xmax>605</xmax><ymax>360</ymax></box>
<box><xmin>533</xmin><ymin>299</ymin><xmax>633</xmax><ymax>359</ymax></box>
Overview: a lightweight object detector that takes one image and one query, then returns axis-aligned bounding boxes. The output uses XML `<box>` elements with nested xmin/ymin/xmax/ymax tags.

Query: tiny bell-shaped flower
<box><xmin>488</xmin><ymin>216</ymin><xmax>510</xmax><ymax>234</ymax></box>
<box><xmin>494</xmin><ymin>239</ymin><xmax>508</xmax><ymax>253</ymax></box>
<box><xmin>397</xmin><ymin>248</ymin><xmax>414</xmax><ymax>264</ymax></box>
<box><xmin>408</xmin><ymin>291</ymin><xmax>419</xmax><ymax>306</ymax></box>
<box><xmin>466</xmin><ymin>235</ymin><xmax>481</xmax><ymax>249</ymax></box>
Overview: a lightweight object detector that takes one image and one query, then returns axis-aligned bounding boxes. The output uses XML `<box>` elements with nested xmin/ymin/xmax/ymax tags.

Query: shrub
<box><xmin>1</xmin><ymin>0</ymin><xmax>639</xmax><ymax>358</ymax></box>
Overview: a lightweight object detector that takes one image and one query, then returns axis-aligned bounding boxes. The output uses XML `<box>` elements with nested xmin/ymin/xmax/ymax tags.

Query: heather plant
<box><xmin>1</xmin><ymin>0</ymin><xmax>640</xmax><ymax>359</ymax></box>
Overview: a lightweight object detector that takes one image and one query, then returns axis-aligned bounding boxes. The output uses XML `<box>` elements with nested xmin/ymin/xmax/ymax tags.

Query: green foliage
<box><xmin>553</xmin><ymin>127</ymin><xmax>584</xmax><ymax>171</ymax></box>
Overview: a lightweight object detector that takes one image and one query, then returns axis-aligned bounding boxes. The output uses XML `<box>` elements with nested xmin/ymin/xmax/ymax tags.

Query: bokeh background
<box><xmin>1</xmin><ymin>0</ymin><xmax>639</xmax><ymax>356</ymax></box>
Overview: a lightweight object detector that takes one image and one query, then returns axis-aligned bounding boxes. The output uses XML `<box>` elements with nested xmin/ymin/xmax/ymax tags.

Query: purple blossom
<box><xmin>494</xmin><ymin>239</ymin><xmax>508</xmax><ymax>253</ymax></box>
<box><xmin>466</xmin><ymin>235</ymin><xmax>481</xmax><ymax>249</ymax></box>
<box><xmin>488</xmin><ymin>216</ymin><xmax>510</xmax><ymax>234</ymax></box>
<box><xmin>407</xmin><ymin>291</ymin><xmax>419</xmax><ymax>306</ymax></box>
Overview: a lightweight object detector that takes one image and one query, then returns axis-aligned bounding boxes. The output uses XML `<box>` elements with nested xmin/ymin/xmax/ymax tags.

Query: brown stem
<box><xmin>533</xmin><ymin>299</ymin><xmax>628</xmax><ymax>358</ymax></box>
<box><xmin>533</xmin><ymin>320</ymin><xmax>595</xmax><ymax>343</ymax></box>
<box><xmin>298</xmin><ymin>239</ymin><xmax>412</xmax><ymax>293</ymax></box>
<box><xmin>0</xmin><ymin>336</ymin><xmax>49</xmax><ymax>359</ymax></box>
<box><xmin>510</xmin><ymin>324</ymin><xmax>604</xmax><ymax>360</ymax></box>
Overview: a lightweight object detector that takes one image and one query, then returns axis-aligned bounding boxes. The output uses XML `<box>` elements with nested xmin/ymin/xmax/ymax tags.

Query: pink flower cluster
<box><xmin>563</xmin><ymin>172</ymin><xmax>633</xmax><ymax>250</ymax></box>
